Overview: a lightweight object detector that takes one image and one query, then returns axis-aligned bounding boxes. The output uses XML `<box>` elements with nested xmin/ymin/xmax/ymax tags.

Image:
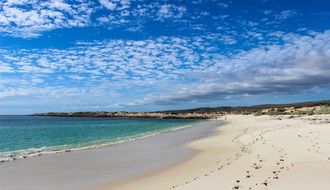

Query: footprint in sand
<box><xmin>253</xmin><ymin>165</ymin><xmax>262</xmax><ymax>170</ymax></box>
<box><xmin>245</xmin><ymin>170</ymin><xmax>252</xmax><ymax>178</ymax></box>
<box><xmin>263</xmin><ymin>181</ymin><xmax>268</xmax><ymax>186</ymax></box>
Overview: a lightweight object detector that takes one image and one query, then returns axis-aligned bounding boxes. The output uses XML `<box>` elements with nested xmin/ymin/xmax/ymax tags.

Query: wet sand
<box><xmin>0</xmin><ymin>120</ymin><xmax>222</xmax><ymax>190</ymax></box>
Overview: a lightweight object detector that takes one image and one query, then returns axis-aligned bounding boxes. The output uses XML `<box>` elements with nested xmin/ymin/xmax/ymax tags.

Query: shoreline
<box><xmin>100</xmin><ymin>114</ymin><xmax>330</xmax><ymax>190</ymax></box>
<box><xmin>0</xmin><ymin>120</ymin><xmax>222</xmax><ymax>190</ymax></box>
<box><xmin>0</xmin><ymin>121</ymin><xmax>203</xmax><ymax>163</ymax></box>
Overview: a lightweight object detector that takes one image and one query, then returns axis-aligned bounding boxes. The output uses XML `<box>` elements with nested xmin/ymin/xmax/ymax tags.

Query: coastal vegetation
<box><xmin>33</xmin><ymin>100</ymin><xmax>330</xmax><ymax>118</ymax></box>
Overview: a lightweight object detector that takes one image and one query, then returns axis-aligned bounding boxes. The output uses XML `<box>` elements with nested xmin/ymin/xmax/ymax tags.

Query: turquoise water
<box><xmin>0</xmin><ymin>116</ymin><xmax>198</xmax><ymax>161</ymax></box>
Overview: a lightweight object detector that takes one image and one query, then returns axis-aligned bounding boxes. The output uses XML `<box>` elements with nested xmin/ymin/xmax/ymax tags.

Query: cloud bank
<box><xmin>1</xmin><ymin>30</ymin><xmax>329</xmax><ymax>110</ymax></box>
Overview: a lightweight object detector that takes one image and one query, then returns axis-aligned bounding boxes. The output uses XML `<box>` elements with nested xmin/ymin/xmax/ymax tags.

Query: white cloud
<box><xmin>156</xmin><ymin>4</ymin><xmax>186</xmax><ymax>21</ymax></box>
<box><xmin>0</xmin><ymin>0</ymin><xmax>94</xmax><ymax>38</ymax></box>
<box><xmin>275</xmin><ymin>10</ymin><xmax>298</xmax><ymax>20</ymax></box>
<box><xmin>158</xmin><ymin>4</ymin><xmax>171</xmax><ymax>16</ymax></box>
<box><xmin>217</xmin><ymin>3</ymin><xmax>228</xmax><ymax>8</ymax></box>
<box><xmin>0</xmin><ymin>61</ymin><xmax>14</xmax><ymax>73</ymax></box>
<box><xmin>99</xmin><ymin>0</ymin><xmax>116</xmax><ymax>11</ymax></box>
<box><xmin>96</xmin><ymin>1</ymin><xmax>187</xmax><ymax>26</ymax></box>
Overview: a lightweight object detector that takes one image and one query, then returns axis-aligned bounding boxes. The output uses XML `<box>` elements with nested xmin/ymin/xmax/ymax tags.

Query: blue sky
<box><xmin>0</xmin><ymin>0</ymin><xmax>330</xmax><ymax>114</ymax></box>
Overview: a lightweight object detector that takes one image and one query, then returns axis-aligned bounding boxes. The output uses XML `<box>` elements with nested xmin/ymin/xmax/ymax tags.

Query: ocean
<box><xmin>0</xmin><ymin>115</ymin><xmax>198</xmax><ymax>162</ymax></box>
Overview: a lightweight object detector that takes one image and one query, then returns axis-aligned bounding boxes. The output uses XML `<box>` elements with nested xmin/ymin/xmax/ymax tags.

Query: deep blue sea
<box><xmin>0</xmin><ymin>116</ymin><xmax>198</xmax><ymax>162</ymax></box>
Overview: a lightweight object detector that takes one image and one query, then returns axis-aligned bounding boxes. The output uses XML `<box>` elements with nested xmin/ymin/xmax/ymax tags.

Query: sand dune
<box><xmin>103</xmin><ymin>115</ymin><xmax>330</xmax><ymax>190</ymax></box>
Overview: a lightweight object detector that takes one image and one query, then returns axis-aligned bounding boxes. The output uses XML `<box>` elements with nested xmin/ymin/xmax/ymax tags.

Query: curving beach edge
<box><xmin>98</xmin><ymin>114</ymin><xmax>330</xmax><ymax>190</ymax></box>
<box><xmin>0</xmin><ymin>120</ymin><xmax>222</xmax><ymax>190</ymax></box>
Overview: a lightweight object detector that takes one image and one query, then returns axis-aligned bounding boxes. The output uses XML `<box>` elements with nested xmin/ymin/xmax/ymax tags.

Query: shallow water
<box><xmin>0</xmin><ymin>115</ymin><xmax>197</xmax><ymax>161</ymax></box>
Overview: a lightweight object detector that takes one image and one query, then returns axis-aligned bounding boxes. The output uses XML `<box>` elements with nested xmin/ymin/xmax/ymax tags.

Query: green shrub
<box><xmin>315</xmin><ymin>106</ymin><xmax>330</xmax><ymax>114</ymax></box>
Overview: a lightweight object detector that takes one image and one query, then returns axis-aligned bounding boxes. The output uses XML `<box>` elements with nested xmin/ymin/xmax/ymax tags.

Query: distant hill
<box><xmin>33</xmin><ymin>100</ymin><xmax>330</xmax><ymax>118</ymax></box>
<box><xmin>161</xmin><ymin>100</ymin><xmax>330</xmax><ymax>114</ymax></box>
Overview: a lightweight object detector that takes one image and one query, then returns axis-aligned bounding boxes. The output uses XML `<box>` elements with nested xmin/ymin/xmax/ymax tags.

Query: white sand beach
<box><xmin>101</xmin><ymin>114</ymin><xmax>330</xmax><ymax>190</ymax></box>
